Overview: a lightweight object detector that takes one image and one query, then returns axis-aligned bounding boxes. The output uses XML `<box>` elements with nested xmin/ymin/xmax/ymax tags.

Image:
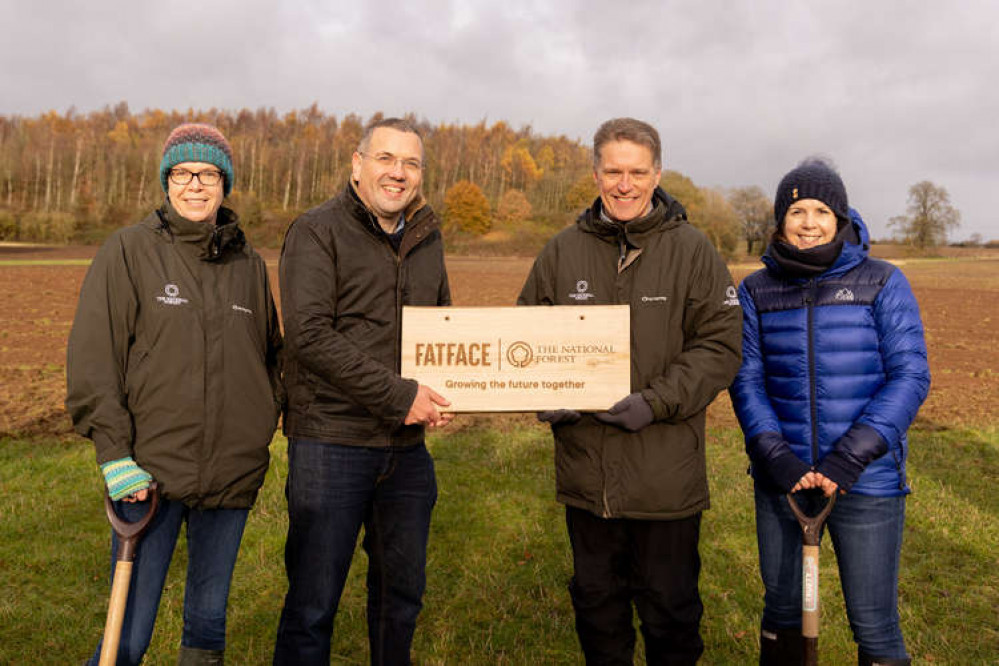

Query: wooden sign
<box><xmin>401</xmin><ymin>305</ymin><xmax>630</xmax><ymax>412</ymax></box>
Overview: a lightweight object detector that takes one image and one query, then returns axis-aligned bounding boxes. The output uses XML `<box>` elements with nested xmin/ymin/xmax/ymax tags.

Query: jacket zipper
<box><xmin>199</xmin><ymin>261</ymin><xmax>211</xmax><ymax>502</ymax></box>
<box><xmin>891</xmin><ymin>442</ymin><xmax>906</xmax><ymax>490</ymax></box>
<box><xmin>805</xmin><ymin>279</ymin><xmax>819</xmax><ymax>465</ymax></box>
<box><xmin>209</xmin><ymin>225</ymin><xmax>223</xmax><ymax>260</ymax></box>
<box><xmin>395</xmin><ymin>251</ymin><xmax>403</xmax><ymax>374</ymax></box>
<box><xmin>390</xmin><ymin>216</ymin><xmax>413</xmax><ymax>447</ymax></box>
<box><xmin>602</xmin><ymin>241</ymin><xmax>630</xmax><ymax>519</ymax></box>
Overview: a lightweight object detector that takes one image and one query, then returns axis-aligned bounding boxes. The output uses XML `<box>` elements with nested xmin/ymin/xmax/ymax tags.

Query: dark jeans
<box><xmin>86</xmin><ymin>498</ymin><xmax>248</xmax><ymax>665</ymax></box>
<box><xmin>565</xmin><ymin>506</ymin><xmax>704</xmax><ymax>666</ymax></box>
<box><xmin>273</xmin><ymin>438</ymin><xmax>437</xmax><ymax>666</ymax></box>
<box><xmin>755</xmin><ymin>487</ymin><xmax>909</xmax><ymax>660</ymax></box>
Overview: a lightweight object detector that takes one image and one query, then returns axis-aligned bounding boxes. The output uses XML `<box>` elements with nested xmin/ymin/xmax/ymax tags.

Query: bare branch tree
<box><xmin>889</xmin><ymin>181</ymin><xmax>961</xmax><ymax>249</ymax></box>
<box><xmin>728</xmin><ymin>185</ymin><xmax>773</xmax><ymax>255</ymax></box>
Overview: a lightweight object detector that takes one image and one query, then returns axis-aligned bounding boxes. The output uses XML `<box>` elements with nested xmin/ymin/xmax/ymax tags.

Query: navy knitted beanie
<box><xmin>159</xmin><ymin>124</ymin><xmax>234</xmax><ymax>196</ymax></box>
<box><xmin>774</xmin><ymin>159</ymin><xmax>848</xmax><ymax>228</ymax></box>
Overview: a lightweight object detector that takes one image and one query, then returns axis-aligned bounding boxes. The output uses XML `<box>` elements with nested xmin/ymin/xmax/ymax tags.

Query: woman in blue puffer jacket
<box><xmin>730</xmin><ymin>158</ymin><xmax>930</xmax><ymax>666</ymax></box>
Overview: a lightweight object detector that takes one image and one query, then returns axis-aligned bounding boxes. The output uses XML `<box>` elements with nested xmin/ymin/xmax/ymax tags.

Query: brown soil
<box><xmin>2</xmin><ymin>246</ymin><xmax>996</xmax><ymax>438</ymax></box>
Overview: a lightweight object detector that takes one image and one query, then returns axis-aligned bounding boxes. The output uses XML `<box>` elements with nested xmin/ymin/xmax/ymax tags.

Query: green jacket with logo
<box><xmin>518</xmin><ymin>189</ymin><xmax>743</xmax><ymax>520</ymax></box>
<box><xmin>66</xmin><ymin>203</ymin><xmax>283</xmax><ymax>509</ymax></box>
<box><xmin>279</xmin><ymin>183</ymin><xmax>450</xmax><ymax>447</ymax></box>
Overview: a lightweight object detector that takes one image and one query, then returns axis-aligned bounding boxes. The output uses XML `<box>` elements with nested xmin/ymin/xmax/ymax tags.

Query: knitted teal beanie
<box><xmin>159</xmin><ymin>123</ymin><xmax>234</xmax><ymax>196</ymax></box>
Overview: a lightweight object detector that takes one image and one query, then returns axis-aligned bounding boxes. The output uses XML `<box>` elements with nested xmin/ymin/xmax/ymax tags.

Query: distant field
<box><xmin>0</xmin><ymin>245</ymin><xmax>996</xmax><ymax>664</ymax></box>
<box><xmin>2</xmin><ymin>244</ymin><xmax>994</xmax><ymax>437</ymax></box>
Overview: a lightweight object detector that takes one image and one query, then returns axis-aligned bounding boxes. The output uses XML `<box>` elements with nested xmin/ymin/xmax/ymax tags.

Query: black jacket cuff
<box><xmin>816</xmin><ymin>450</ymin><xmax>865</xmax><ymax>492</ymax></box>
<box><xmin>761</xmin><ymin>449</ymin><xmax>812</xmax><ymax>493</ymax></box>
<box><xmin>815</xmin><ymin>423</ymin><xmax>887</xmax><ymax>492</ymax></box>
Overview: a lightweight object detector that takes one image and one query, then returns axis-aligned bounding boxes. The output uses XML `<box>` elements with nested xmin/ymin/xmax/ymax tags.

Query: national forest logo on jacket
<box><xmin>568</xmin><ymin>280</ymin><xmax>595</xmax><ymax>301</ymax></box>
<box><xmin>156</xmin><ymin>283</ymin><xmax>189</xmax><ymax>306</ymax></box>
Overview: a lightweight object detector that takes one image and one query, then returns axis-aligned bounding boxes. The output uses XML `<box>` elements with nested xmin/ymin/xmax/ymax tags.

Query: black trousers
<box><xmin>565</xmin><ymin>506</ymin><xmax>704</xmax><ymax>666</ymax></box>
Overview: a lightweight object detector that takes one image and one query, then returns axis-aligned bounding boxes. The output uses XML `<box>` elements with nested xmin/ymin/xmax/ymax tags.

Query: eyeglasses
<box><xmin>169</xmin><ymin>168</ymin><xmax>224</xmax><ymax>187</ymax></box>
<box><xmin>359</xmin><ymin>152</ymin><xmax>423</xmax><ymax>173</ymax></box>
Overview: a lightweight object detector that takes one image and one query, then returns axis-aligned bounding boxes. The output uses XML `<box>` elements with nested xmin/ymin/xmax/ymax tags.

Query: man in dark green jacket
<box><xmin>274</xmin><ymin>117</ymin><xmax>452</xmax><ymax>665</ymax></box>
<box><xmin>67</xmin><ymin>123</ymin><xmax>283</xmax><ymax>665</ymax></box>
<box><xmin>519</xmin><ymin>118</ymin><xmax>742</xmax><ymax>665</ymax></box>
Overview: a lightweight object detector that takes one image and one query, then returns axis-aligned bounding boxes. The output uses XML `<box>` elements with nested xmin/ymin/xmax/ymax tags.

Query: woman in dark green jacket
<box><xmin>67</xmin><ymin>123</ymin><xmax>282</xmax><ymax>666</ymax></box>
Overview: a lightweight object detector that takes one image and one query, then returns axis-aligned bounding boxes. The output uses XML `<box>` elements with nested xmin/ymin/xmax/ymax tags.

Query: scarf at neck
<box><xmin>769</xmin><ymin>222</ymin><xmax>859</xmax><ymax>278</ymax></box>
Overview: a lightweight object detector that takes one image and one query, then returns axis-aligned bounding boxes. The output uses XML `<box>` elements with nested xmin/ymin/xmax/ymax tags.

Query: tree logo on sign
<box><xmin>506</xmin><ymin>341</ymin><xmax>533</xmax><ymax>368</ymax></box>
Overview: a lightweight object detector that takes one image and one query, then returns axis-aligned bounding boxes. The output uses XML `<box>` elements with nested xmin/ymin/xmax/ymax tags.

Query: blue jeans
<box><xmin>87</xmin><ymin>497</ymin><xmax>249</xmax><ymax>665</ymax></box>
<box><xmin>273</xmin><ymin>438</ymin><xmax>437</xmax><ymax>666</ymax></box>
<box><xmin>755</xmin><ymin>486</ymin><xmax>908</xmax><ymax>660</ymax></box>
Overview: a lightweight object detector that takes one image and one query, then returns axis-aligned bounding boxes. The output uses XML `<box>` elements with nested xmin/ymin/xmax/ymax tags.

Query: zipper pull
<box><xmin>210</xmin><ymin>226</ymin><xmax>223</xmax><ymax>259</ymax></box>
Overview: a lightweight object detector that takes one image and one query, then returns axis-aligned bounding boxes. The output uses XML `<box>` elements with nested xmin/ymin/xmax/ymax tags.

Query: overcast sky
<box><xmin>3</xmin><ymin>0</ymin><xmax>995</xmax><ymax>240</ymax></box>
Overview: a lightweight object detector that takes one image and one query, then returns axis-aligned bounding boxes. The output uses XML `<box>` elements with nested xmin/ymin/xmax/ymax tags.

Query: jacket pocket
<box><xmin>124</xmin><ymin>346</ymin><xmax>151</xmax><ymax>406</ymax></box>
<box><xmin>225</xmin><ymin>307</ymin><xmax>265</xmax><ymax>357</ymax></box>
<box><xmin>223</xmin><ymin>310</ymin><xmax>279</xmax><ymax>441</ymax></box>
<box><xmin>615</xmin><ymin>421</ymin><xmax>706</xmax><ymax>515</ymax></box>
<box><xmin>554</xmin><ymin>424</ymin><xmax>603</xmax><ymax>506</ymax></box>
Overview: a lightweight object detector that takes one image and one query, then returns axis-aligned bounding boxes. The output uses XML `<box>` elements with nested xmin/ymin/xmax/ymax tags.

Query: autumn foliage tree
<box><xmin>563</xmin><ymin>174</ymin><xmax>597</xmax><ymax>212</ymax></box>
<box><xmin>501</xmin><ymin>142</ymin><xmax>543</xmax><ymax>191</ymax></box>
<box><xmin>495</xmin><ymin>188</ymin><xmax>533</xmax><ymax>228</ymax></box>
<box><xmin>697</xmin><ymin>189</ymin><xmax>742</xmax><ymax>260</ymax></box>
<box><xmin>890</xmin><ymin>180</ymin><xmax>961</xmax><ymax>249</ymax></box>
<box><xmin>443</xmin><ymin>180</ymin><xmax>491</xmax><ymax>235</ymax></box>
<box><xmin>661</xmin><ymin>171</ymin><xmax>741</xmax><ymax>260</ymax></box>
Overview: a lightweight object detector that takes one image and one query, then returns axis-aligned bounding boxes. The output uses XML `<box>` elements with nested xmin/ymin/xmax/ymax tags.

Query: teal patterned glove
<box><xmin>100</xmin><ymin>456</ymin><xmax>153</xmax><ymax>500</ymax></box>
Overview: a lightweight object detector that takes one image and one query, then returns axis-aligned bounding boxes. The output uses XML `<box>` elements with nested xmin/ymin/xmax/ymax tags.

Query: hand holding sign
<box><xmin>405</xmin><ymin>384</ymin><xmax>454</xmax><ymax>427</ymax></box>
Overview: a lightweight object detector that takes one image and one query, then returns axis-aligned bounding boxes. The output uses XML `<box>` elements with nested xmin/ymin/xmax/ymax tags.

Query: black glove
<box><xmin>593</xmin><ymin>393</ymin><xmax>654</xmax><ymax>432</ymax></box>
<box><xmin>537</xmin><ymin>410</ymin><xmax>582</xmax><ymax>425</ymax></box>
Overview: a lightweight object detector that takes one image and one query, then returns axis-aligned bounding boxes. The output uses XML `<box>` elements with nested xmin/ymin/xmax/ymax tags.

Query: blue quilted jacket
<box><xmin>729</xmin><ymin>210</ymin><xmax>930</xmax><ymax>497</ymax></box>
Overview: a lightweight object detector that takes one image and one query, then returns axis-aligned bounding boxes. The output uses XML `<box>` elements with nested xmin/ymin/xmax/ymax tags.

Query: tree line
<box><xmin>0</xmin><ymin>104</ymin><xmax>963</xmax><ymax>256</ymax></box>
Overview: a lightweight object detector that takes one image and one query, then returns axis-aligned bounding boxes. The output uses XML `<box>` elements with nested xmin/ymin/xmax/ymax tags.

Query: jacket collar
<box><xmin>150</xmin><ymin>199</ymin><xmax>245</xmax><ymax>262</ymax></box>
<box><xmin>343</xmin><ymin>181</ymin><xmax>439</xmax><ymax>257</ymax></box>
<box><xmin>578</xmin><ymin>187</ymin><xmax>688</xmax><ymax>247</ymax></box>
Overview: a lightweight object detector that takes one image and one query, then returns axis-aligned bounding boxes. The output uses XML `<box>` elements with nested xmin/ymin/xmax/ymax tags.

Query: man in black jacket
<box><xmin>519</xmin><ymin>118</ymin><xmax>742</xmax><ymax>664</ymax></box>
<box><xmin>274</xmin><ymin>118</ymin><xmax>453</xmax><ymax>665</ymax></box>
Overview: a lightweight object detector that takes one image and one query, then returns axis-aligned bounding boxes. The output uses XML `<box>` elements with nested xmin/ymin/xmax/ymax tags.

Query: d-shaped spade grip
<box><xmin>787</xmin><ymin>491</ymin><xmax>836</xmax><ymax>666</ymax></box>
<box><xmin>103</xmin><ymin>481</ymin><xmax>159</xmax><ymax>560</ymax></box>
<box><xmin>99</xmin><ymin>482</ymin><xmax>159</xmax><ymax>666</ymax></box>
<box><xmin>787</xmin><ymin>490</ymin><xmax>835</xmax><ymax>547</ymax></box>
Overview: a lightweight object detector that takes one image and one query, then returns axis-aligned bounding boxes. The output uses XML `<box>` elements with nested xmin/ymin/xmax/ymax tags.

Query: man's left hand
<box><xmin>593</xmin><ymin>393</ymin><xmax>654</xmax><ymax>432</ymax></box>
<box><xmin>405</xmin><ymin>384</ymin><xmax>454</xmax><ymax>428</ymax></box>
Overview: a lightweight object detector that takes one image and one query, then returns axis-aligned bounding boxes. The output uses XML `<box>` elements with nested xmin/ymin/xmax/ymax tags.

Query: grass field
<box><xmin>1</xmin><ymin>420</ymin><xmax>996</xmax><ymax>664</ymax></box>
<box><xmin>1</xmin><ymin>248</ymin><xmax>997</xmax><ymax>664</ymax></box>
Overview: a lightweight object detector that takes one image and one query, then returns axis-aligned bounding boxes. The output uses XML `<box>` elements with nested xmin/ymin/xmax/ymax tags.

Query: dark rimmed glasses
<box><xmin>169</xmin><ymin>168</ymin><xmax>224</xmax><ymax>187</ymax></box>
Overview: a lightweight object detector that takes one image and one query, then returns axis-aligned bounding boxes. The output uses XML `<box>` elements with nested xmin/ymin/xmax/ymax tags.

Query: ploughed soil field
<box><xmin>1</xmin><ymin>244</ymin><xmax>996</xmax><ymax>438</ymax></box>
